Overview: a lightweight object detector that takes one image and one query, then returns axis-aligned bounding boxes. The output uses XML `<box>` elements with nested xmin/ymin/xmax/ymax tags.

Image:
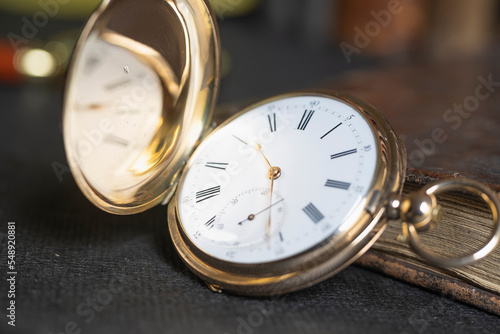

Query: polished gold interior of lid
<box><xmin>63</xmin><ymin>0</ymin><xmax>219</xmax><ymax>214</ymax></box>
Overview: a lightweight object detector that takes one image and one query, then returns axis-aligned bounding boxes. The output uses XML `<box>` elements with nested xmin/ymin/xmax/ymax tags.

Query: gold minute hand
<box><xmin>254</xmin><ymin>141</ymin><xmax>281</xmax><ymax>241</ymax></box>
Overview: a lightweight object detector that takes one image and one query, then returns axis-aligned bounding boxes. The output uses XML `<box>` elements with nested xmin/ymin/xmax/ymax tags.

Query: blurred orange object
<box><xmin>336</xmin><ymin>0</ymin><xmax>429</xmax><ymax>59</ymax></box>
<box><xmin>0</xmin><ymin>39</ymin><xmax>21</xmax><ymax>83</ymax></box>
<box><xmin>429</xmin><ymin>0</ymin><xmax>497</xmax><ymax>59</ymax></box>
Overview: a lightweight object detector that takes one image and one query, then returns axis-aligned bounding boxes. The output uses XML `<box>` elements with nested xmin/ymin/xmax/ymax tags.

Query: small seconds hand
<box><xmin>238</xmin><ymin>198</ymin><xmax>285</xmax><ymax>225</ymax></box>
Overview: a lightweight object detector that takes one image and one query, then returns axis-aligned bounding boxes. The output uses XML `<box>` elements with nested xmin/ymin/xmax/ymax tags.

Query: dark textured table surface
<box><xmin>1</xmin><ymin>7</ymin><xmax>500</xmax><ymax>334</ymax></box>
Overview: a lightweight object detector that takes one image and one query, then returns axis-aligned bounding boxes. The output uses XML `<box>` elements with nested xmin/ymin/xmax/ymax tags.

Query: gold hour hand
<box><xmin>254</xmin><ymin>141</ymin><xmax>271</xmax><ymax>168</ymax></box>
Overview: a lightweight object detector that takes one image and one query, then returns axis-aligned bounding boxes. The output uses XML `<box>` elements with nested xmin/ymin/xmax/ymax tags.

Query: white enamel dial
<box><xmin>177</xmin><ymin>95</ymin><xmax>379</xmax><ymax>264</ymax></box>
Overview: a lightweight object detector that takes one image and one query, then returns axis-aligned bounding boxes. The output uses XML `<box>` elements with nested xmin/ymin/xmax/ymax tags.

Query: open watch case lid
<box><xmin>63</xmin><ymin>0</ymin><xmax>220</xmax><ymax>214</ymax></box>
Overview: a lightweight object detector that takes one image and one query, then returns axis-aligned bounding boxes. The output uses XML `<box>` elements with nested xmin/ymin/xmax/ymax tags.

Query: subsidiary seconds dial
<box><xmin>176</xmin><ymin>94</ymin><xmax>379</xmax><ymax>264</ymax></box>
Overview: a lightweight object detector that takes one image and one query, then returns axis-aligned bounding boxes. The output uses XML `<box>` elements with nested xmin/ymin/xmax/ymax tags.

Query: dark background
<box><xmin>1</xmin><ymin>1</ymin><xmax>500</xmax><ymax>333</ymax></box>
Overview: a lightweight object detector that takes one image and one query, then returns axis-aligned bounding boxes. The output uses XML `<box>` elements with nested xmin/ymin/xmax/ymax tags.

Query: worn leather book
<box><xmin>323</xmin><ymin>55</ymin><xmax>500</xmax><ymax>315</ymax></box>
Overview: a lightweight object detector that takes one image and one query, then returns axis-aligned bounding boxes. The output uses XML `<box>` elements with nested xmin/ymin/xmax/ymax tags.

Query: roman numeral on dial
<box><xmin>297</xmin><ymin>110</ymin><xmax>315</xmax><ymax>130</ymax></box>
<box><xmin>325</xmin><ymin>179</ymin><xmax>351</xmax><ymax>190</ymax></box>
<box><xmin>205</xmin><ymin>162</ymin><xmax>228</xmax><ymax>170</ymax></box>
<box><xmin>196</xmin><ymin>186</ymin><xmax>220</xmax><ymax>203</ymax></box>
<box><xmin>204</xmin><ymin>216</ymin><xmax>216</xmax><ymax>230</ymax></box>
<box><xmin>268</xmin><ymin>113</ymin><xmax>277</xmax><ymax>132</ymax></box>
<box><xmin>330</xmin><ymin>148</ymin><xmax>357</xmax><ymax>160</ymax></box>
<box><xmin>303</xmin><ymin>202</ymin><xmax>324</xmax><ymax>223</ymax></box>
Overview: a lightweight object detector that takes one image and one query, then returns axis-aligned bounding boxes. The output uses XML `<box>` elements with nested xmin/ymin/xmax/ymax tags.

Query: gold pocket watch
<box><xmin>63</xmin><ymin>0</ymin><xmax>500</xmax><ymax>296</ymax></box>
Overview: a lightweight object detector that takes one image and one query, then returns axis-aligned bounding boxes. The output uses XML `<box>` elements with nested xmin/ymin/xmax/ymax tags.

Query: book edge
<box><xmin>356</xmin><ymin>250</ymin><xmax>500</xmax><ymax>316</ymax></box>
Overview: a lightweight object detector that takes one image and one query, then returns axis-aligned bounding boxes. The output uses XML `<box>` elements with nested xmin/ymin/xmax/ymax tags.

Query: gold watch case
<box><xmin>63</xmin><ymin>0</ymin><xmax>408</xmax><ymax>295</ymax></box>
<box><xmin>168</xmin><ymin>91</ymin><xmax>406</xmax><ymax>295</ymax></box>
